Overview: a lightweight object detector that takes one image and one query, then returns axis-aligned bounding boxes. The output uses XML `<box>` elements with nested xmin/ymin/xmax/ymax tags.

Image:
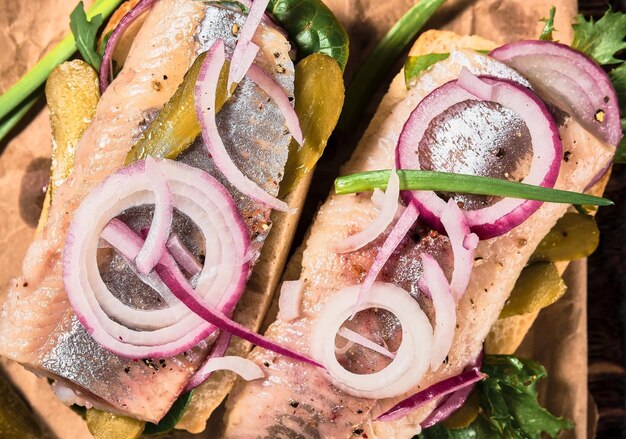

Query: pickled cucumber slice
<box><xmin>500</xmin><ymin>262</ymin><xmax>567</xmax><ymax>319</ymax></box>
<box><xmin>86</xmin><ymin>409</ymin><xmax>145</xmax><ymax>439</ymax></box>
<box><xmin>531</xmin><ymin>212</ymin><xmax>599</xmax><ymax>262</ymax></box>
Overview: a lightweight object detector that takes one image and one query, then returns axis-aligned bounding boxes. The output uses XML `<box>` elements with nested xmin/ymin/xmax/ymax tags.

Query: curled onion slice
<box><xmin>440</xmin><ymin>199</ymin><xmax>478</xmax><ymax>301</ymax></box>
<box><xmin>353</xmin><ymin>203</ymin><xmax>419</xmax><ymax>315</ymax></box>
<box><xmin>195</xmin><ymin>39</ymin><xmax>289</xmax><ymax>212</ymax></box>
<box><xmin>135</xmin><ymin>157</ymin><xmax>173</xmax><ymax>275</ymax></box>
<box><xmin>377</xmin><ymin>367</ymin><xmax>485</xmax><ymax>422</ymax></box>
<box><xmin>419</xmin><ymin>254</ymin><xmax>456</xmax><ymax>371</ymax></box>
<box><xmin>99</xmin><ymin>0</ymin><xmax>156</xmax><ymax>92</ymax></box>
<box><xmin>311</xmin><ymin>282</ymin><xmax>433</xmax><ymax>399</ymax></box>
<box><xmin>166</xmin><ymin>234</ymin><xmax>202</xmax><ymax>277</ymax></box>
<box><xmin>337</xmin><ymin>327</ymin><xmax>396</xmax><ymax>360</ymax></box>
<box><xmin>185</xmin><ymin>330</ymin><xmax>232</xmax><ymax>391</ymax></box>
<box><xmin>334</xmin><ymin>169</ymin><xmax>399</xmax><ymax>254</ymax></box>
<box><xmin>187</xmin><ymin>355</ymin><xmax>264</xmax><ymax>382</ymax></box>
<box><xmin>228</xmin><ymin>0</ymin><xmax>270</xmax><ymax>90</ymax></box>
<box><xmin>64</xmin><ymin>159</ymin><xmax>249</xmax><ymax>359</ymax></box>
<box><xmin>278</xmin><ymin>279</ymin><xmax>304</xmax><ymax>322</ymax></box>
<box><xmin>246</xmin><ymin>64</ymin><xmax>303</xmax><ymax>144</ymax></box>
<box><xmin>397</xmin><ymin>72</ymin><xmax>561</xmax><ymax>239</ymax></box>
<box><xmin>490</xmin><ymin>40</ymin><xmax>622</xmax><ymax>146</ymax></box>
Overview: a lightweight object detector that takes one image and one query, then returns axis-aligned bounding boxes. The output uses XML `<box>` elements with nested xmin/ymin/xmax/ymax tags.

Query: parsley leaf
<box><xmin>70</xmin><ymin>1</ymin><xmax>104</xmax><ymax>70</ymax></box>
<box><xmin>571</xmin><ymin>10</ymin><xmax>626</xmax><ymax>65</ymax></box>
<box><xmin>539</xmin><ymin>6</ymin><xmax>556</xmax><ymax>41</ymax></box>
<box><xmin>419</xmin><ymin>355</ymin><xmax>573</xmax><ymax>439</ymax></box>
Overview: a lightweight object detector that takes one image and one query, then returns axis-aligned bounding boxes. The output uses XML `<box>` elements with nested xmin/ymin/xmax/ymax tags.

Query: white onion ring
<box><xmin>334</xmin><ymin>169</ymin><xmax>399</xmax><ymax>254</ymax></box>
<box><xmin>195</xmin><ymin>39</ymin><xmax>289</xmax><ymax>212</ymax></box>
<box><xmin>311</xmin><ymin>282</ymin><xmax>433</xmax><ymax>399</ymax></box>
<box><xmin>135</xmin><ymin>157</ymin><xmax>173</xmax><ymax>275</ymax></box>
<box><xmin>63</xmin><ymin>159</ymin><xmax>250</xmax><ymax>359</ymax></box>
<box><xmin>419</xmin><ymin>254</ymin><xmax>456</xmax><ymax>371</ymax></box>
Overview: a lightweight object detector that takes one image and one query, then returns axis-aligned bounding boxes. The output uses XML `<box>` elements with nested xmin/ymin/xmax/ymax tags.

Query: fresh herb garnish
<box><xmin>404</xmin><ymin>53</ymin><xmax>449</xmax><ymax>86</ymax></box>
<box><xmin>70</xmin><ymin>1</ymin><xmax>105</xmax><ymax>70</ymax></box>
<box><xmin>539</xmin><ymin>6</ymin><xmax>556</xmax><ymax>41</ymax></box>
<box><xmin>339</xmin><ymin>0</ymin><xmax>444</xmax><ymax>131</ymax></box>
<box><xmin>334</xmin><ymin>169</ymin><xmax>613</xmax><ymax>206</ymax></box>
<box><xmin>419</xmin><ymin>355</ymin><xmax>573</xmax><ymax>439</ymax></box>
<box><xmin>143</xmin><ymin>391</ymin><xmax>193</xmax><ymax>435</ymax></box>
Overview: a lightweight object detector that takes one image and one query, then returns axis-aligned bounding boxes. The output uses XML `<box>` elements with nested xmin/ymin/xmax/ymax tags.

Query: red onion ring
<box><xmin>419</xmin><ymin>254</ymin><xmax>456</xmax><ymax>372</ymax></box>
<box><xmin>397</xmin><ymin>72</ymin><xmax>562</xmax><ymax>239</ymax></box>
<box><xmin>352</xmin><ymin>203</ymin><xmax>419</xmax><ymax>315</ymax></box>
<box><xmin>99</xmin><ymin>0</ymin><xmax>157</xmax><ymax>93</ymax></box>
<box><xmin>64</xmin><ymin>159</ymin><xmax>250</xmax><ymax>358</ymax></box>
<box><xmin>135</xmin><ymin>157</ymin><xmax>173</xmax><ymax>275</ymax></box>
<box><xmin>195</xmin><ymin>39</ymin><xmax>289</xmax><ymax>212</ymax></box>
<box><xmin>376</xmin><ymin>368</ymin><xmax>485</xmax><ymax>422</ymax></box>
<box><xmin>440</xmin><ymin>199</ymin><xmax>477</xmax><ymax>301</ymax></box>
<box><xmin>490</xmin><ymin>40</ymin><xmax>622</xmax><ymax>146</ymax></box>
<box><xmin>246</xmin><ymin>63</ymin><xmax>303</xmax><ymax>144</ymax></box>
<box><xmin>228</xmin><ymin>0</ymin><xmax>270</xmax><ymax>90</ymax></box>
<box><xmin>334</xmin><ymin>169</ymin><xmax>400</xmax><ymax>254</ymax></box>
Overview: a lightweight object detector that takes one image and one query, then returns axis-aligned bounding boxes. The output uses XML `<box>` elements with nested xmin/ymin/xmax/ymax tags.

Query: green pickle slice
<box><xmin>500</xmin><ymin>262</ymin><xmax>567</xmax><ymax>319</ymax></box>
<box><xmin>279</xmin><ymin>53</ymin><xmax>345</xmax><ymax>196</ymax></box>
<box><xmin>86</xmin><ymin>409</ymin><xmax>145</xmax><ymax>439</ymax></box>
<box><xmin>124</xmin><ymin>54</ymin><xmax>229</xmax><ymax>163</ymax></box>
<box><xmin>531</xmin><ymin>212</ymin><xmax>599</xmax><ymax>262</ymax></box>
<box><xmin>0</xmin><ymin>375</ymin><xmax>42</xmax><ymax>439</ymax></box>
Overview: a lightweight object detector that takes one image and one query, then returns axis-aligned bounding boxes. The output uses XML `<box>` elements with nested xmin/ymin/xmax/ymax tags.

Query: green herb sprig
<box><xmin>0</xmin><ymin>0</ymin><xmax>123</xmax><ymax>142</ymax></box>
<box><xmin>334</xmin><ymin>169</ymin><xmax>613</xmax><ymax>206</ymax></box>
<box><xmin>539</xmin><ymin>6</ymin><xmax>556</xmax><ymax>41</ymax></box>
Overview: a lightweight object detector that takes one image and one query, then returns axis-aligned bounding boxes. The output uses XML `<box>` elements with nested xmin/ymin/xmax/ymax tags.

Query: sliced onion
<box><xmin>187</xmin><ymin>355</ymin><xmax>264</xmax><ymax>382</ymax></box>
<box><xmin>311</xmin><ymin>282</ymin><xmax>433</xmax><ymax>399</ymax></box>
<box><xmin>457</xmin><ymin>67</ymin><xmax>492</xmax><ymax>101</ymax></box>
<box><xmin>195</xmin><ymin>39</ymin><xmax>289</xmax><ymax>212</ymax></box>
<box><xmin>166</xmin><ymin>234</ymin><xmax>202</xmax><ymax>277</ymax></box>
<box><xmin>228</xmin><ymin>0</ymin><xmax>270</xmax><ymax>90</ymax></box>
<box><xmin>153</xmin><ymin>257</ymin><xmax>321</xmax><ymax>367</ymax></box>
<box><xmin>419</xmin><ymin>254</ymin><xmax>456</xmax><ymax>372</ymax></box>
<box><xmin>246</xmin><ymin>64</ymin><xmax>303</xmax><ymax>144</ymax></box>
<box><xmin>278</xmin><ymin>279</ymin><xmax>304</xmax><ymax>322</ymax></box>
<box><xmin>421</xmin><ymin>351</ymin><xmax>484</xmax><ymax>428</ymax></box>
<box><xmin>397</xmin><ymin>73</ymin><xmax>562</xmax><ymax>239</ymax></box>
<box><xmin>135</xmin><ymin>157</ymin><xmax>173</xmax><ymax>275</ymax></box>
<box><xmin>334</xmin><ymin>339</ymin><xmax>355</xmax><ymax>355</ymax></box>
<box><xmin>353</xmin><ymin>203</ymin><xmax>419</xmax><ymax>314</ymax></box>
<box><xmin>231</xmin><ymin>42</ymin><xmax>260</xmax><ymax>91</ymax></box>
<box><xmin>334</xmin><ymin>169</ymin><xmax>399</xmax><ymax>253</ymax></box>
<box><xmin>185</xmin><ymin>330</ymin><xmax>232</xmax><ymax>391</ymax></box>
<box><xmin>337</xmin><ymin>327</ymin><xmax>396</xmax><ymax>360</ymax></box>
<box><xmin>99</xmin><ymin>0</ymin><xmax>156</xmax><ymax>93</ymax></box>
<box><xmin>440</xmin><ymin>199</ymin><xmax>477</xmax><ymax>301</ymax></box>
<box><xmin>490</xmin><ymin>40</ymin><xmax>622</xmax><ymax>146</ymax></box>
<box><xmin>376</xmin><ymin>368</ymin><xmax>485</xmax><ymax>422</ymax></box>
<box><xmin>64</xmin><ymin>159</ymin><xmax>250</xmax><ymax>359</ymax></box>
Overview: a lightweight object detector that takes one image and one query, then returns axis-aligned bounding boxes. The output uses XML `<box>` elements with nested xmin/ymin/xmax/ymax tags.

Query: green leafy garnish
<box><xmin>339</xmin><ymin>0</ymin><xmax>445</xmax><ymax>131</ymax></box>
<box><xmin>539</xmin><ymin>6</ymin><xmax>556</xmax><ymax>41</ymax></box>
<box><xmin>334</xmin><ymin>169</ymin><xmax>613</xmax><ymax>206</ymax></box>
<box><xmin>143</xmin><ymin>391</ymin><xmax>193</xmax><ymax>435</ymax></box>
<box><xmin>404</xmin><ymin>53</ymin><xmax>449</xmax><ymax>86</ymax></box>
<box><xmin>420</xmin><ymin>355</ymin><xmax>573</xmax><ymax>439</ymax></box>
<box><xmin>70</xmin><ymin>1</ymin><xmax>105</xmax><ymax>70</ymax></box>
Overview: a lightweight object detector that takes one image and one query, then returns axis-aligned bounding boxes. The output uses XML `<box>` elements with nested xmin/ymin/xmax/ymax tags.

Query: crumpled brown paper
<box><xmin>0</xmin><ymin>0</ymin><xmax>589</xmax><ymax>437</ymax></box>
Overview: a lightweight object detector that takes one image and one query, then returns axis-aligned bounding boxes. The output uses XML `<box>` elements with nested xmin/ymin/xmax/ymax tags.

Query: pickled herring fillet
<box><xmin>0</xmin><ymin>1</ymin><xmax>294</xmax><ymax>424</ymax></box>
<box><xmin>223</xmin><ymin>51</ymin><xmax>614</xmax><ymax>438</ymax></box>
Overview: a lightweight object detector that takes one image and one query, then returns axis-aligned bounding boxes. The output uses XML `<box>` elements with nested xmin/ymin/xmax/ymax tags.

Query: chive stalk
<box><xmin>334</xmin><ymin>170</ymin><xmax>613</xmax><ymax>206</ymax></box>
